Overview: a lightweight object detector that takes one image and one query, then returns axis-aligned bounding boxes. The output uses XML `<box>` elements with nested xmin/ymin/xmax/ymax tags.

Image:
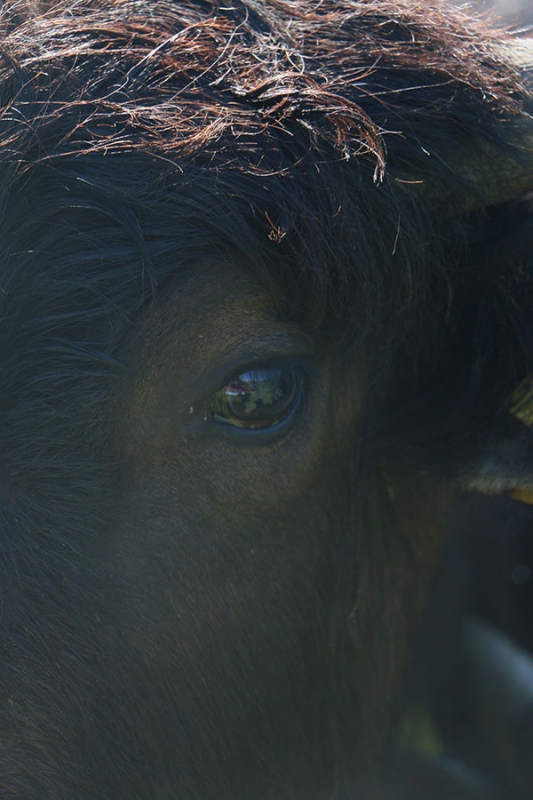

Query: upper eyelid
<box><xmin>192</xmin><ymin>339</ymin><xmax>312</xmax><ymax>397</ymax></box>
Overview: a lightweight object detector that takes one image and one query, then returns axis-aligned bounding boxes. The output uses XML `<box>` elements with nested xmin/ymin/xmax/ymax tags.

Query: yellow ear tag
<box><xmin>510</xmin><ymin>488</ymin><xmax>533</xmax><ymax>505</ymax></box>
<box><xmin>507</xmin><ymin>378</ymin><xmax>533</xmax><ymax>504</ymax></box>
<box><xmin>508</xmin><ymin>378</ymin><xmax>533</xmax><ymax>429</ymax></box>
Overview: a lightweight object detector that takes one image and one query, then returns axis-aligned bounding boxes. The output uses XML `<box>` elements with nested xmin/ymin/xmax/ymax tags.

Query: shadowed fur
<box><xmin>0</xmin><ymin>2</ymin><xmax>531</xmax><ymax>798</ymax></box>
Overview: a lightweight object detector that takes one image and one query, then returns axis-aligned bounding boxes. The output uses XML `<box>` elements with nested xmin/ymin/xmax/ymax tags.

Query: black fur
<box><xmin>0</xmin><ymin>1</ymin><xmax>531</xmax><ymax>798</ymax></box>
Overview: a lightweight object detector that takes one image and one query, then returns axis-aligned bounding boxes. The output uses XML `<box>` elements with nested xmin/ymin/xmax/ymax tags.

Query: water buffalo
<box><xmin>0</xmin><ymin>1</ymin><xmax>532</xmax><ymax>798</ymax></box>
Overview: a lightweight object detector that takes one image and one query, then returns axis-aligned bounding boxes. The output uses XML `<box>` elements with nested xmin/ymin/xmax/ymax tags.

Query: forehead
<box><xmin>127</xmin><ymin>258</ymin><xmax>310</xmax><ymax>370</ymax></box>
<box><xmin>0</xmin><ymin>0</ymin><xmax>518</xmax><ymax>373</ymax></box>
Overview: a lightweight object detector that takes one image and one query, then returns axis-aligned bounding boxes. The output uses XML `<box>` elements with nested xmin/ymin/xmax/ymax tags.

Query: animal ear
<box><xmin>461</xmin><ymin>397</ymin><xmax>533</xmax><ymax>503</ymax></box>
<box><xmin>468</xmin><ymin>376</ymin><xmax>533</xmax><ymax>505</ymax></box>
<box><xmin>471</xmin><ymin>38</ymin><xmax>533</xmax><ymax>210</ymax></box>
<box><xmin>405</xmin><ymin>38</ymin><xmax>533</xmax><ymax>215</ymax></box>
<box><xmin>444</xmin><ymin>39</ymin><xmax>533</xmax><ymax>503</ymax></box>
<box><xmin>472</xmin><ymin>39</ymin><xmax>533</xmax><ymax>211</ymax></box>
<box><xmin>457</xmin><ymin>202</ymin><xmax>533</xmax><ymax>502</ymax></box>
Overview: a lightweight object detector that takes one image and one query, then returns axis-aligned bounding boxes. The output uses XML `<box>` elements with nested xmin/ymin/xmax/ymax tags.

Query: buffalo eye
<box><xmin>211</xmin><ymin>366</ymin><xmax>302</xmax><ymax>430</ymax></box>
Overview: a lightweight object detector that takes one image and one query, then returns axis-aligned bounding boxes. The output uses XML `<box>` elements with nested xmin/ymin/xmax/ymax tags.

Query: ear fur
<box><xmin>457</xmin><ymin>197</ymin><xmax>533</xmax><ymax>498</ymax></box>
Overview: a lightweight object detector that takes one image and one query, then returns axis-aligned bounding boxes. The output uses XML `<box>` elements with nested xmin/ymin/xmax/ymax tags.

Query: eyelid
<box><xmin>188</xmin><ymin>336</ymin><xmax>312</xmax><ymax>404</ymax></box>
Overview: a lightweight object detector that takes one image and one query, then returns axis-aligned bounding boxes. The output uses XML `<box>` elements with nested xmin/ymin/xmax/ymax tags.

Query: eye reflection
<box><xmin>211</xmin><ymin>366</ymin><xmax>300</xmax><ymax>430</ymax></box>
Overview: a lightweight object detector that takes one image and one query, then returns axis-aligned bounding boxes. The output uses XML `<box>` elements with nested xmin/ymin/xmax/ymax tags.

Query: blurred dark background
<box><xmin>458</xmin><ymin>0</ymin><xmax>533</xmax><ymax>26</ymax></box>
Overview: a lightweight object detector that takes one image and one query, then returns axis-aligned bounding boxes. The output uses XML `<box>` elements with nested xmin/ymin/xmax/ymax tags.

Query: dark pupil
<box><xmin>212</xmin><ymin>368</ymin><xmax>298</xmax><ymax>429</ymax></box>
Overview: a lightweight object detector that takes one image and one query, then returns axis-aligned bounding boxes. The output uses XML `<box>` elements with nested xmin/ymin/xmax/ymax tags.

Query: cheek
<box><xmin>113</xmin><ymin>373</ymin><xmax>338</xmax><ymax>602</ymax></box>
<box><xmin>109</xmin><ymin>465</ymin><xmax>334</xmax><ymax>647</ymax></box>
<box><xmin>86</xmin><ymin>467</ymin><xmax>342</xmax><ymax>796</ymax></box>
<box><xmin>101</xmin><ymin>408</ymin><xmax>349</xmax><ymax>677</ymax></box>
